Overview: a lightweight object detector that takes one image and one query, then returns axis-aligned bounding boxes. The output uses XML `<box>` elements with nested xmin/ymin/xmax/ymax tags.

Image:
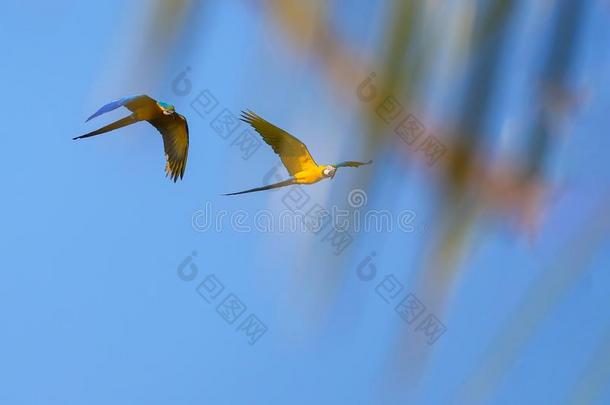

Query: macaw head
<box><xmin>323</xmin><ymin>165</ymin><xmax>336</xmax><ymax>179</ymax></box>
<box><xmin>157</xmin><ymin>101</ymin><xmax>175</xmax><ymax>115</ymax></box>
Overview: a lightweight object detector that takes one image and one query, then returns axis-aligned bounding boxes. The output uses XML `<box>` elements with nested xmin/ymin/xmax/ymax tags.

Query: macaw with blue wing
<box><xmin>74</xmin><ymin>95</ymin><xmax>189</xmax><ymax>182</ymax></box>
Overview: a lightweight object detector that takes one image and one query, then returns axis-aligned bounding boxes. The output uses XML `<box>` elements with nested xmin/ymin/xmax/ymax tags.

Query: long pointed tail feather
<box><xmin>223</xmin><ymin>179</ymin><xmax>296</xmax><ymax>196</ymax></box>
<box><xmin>73</xmin><ymin>115</ymin><xmax>139</xmax><ymax>140</ymax></box>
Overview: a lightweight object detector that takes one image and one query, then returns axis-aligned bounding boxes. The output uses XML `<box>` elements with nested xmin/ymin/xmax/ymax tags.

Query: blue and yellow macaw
<box><xmin>224</xmin><ymin>111</ymin><xmax>372</xmax><ymax>195</ymax></box>
<box><xmin>74</xmin><ymin>95</ymin><xmax>189</xmax><ymax>182</ymax></box>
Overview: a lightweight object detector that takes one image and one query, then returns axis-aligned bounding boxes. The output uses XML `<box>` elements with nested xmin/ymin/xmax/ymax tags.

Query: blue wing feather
<box><xmin>85</xmin><ymin>96</ymin><xmax>140</xmax><ymax>122</ymax></box>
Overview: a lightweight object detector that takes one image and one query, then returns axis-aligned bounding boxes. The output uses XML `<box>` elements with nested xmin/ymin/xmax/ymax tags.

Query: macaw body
<box><xmin>224</xmin><ymin>111</ymin><xmax>372</xmax><ymax>195</ymax></box>
<box><xmin>74</xmin><ymin>95</ymin><xmax>189</xmax><ymax>182</ymax></box>
<box><xmin>294</xmin><ymin>166</ymin><xmax>327</xmax><ymax>184</ymax></box>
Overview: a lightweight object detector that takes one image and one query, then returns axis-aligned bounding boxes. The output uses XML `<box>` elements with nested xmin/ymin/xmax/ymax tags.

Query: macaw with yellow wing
<box><xmin>73</xmin><ymin>95</ymin><xmax>189</xmax><ymax>182</ymax></box>
<box><xmin>224</xmin><ymin>111</ymin><xmax>372</xmax><ymax>196</ymax></box>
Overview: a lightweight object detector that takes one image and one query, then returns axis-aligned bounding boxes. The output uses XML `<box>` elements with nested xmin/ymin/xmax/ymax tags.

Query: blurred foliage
<box><xmin>257</xmin><ymin>0</ymin><xmax>601</xmax><ymax>397</ymax></box>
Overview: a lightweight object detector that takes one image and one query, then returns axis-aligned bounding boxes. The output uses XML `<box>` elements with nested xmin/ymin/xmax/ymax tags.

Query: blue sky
<box><xmin>1</xmin><ymin>1</ymin><xmax>609</xmax><ymax>404</ymax></box>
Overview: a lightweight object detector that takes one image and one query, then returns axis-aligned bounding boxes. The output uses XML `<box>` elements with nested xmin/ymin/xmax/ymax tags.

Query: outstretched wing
<box><xmin>240</xmin><ymin>110</ymin><xmax>318</xmax><ymax>176</ymax></box>
<box><xmin>335</xmin><ymin>160</ymin><xmax>373</xmax><ymax>169</ymax></box>
<box><xmin>149</xmin><ymin>113</ymin><xmax>189</xmax><ymax>182</ymax></box>
<box><xmin>86</xmin><ymin>95</ymin><xmax>158</xmax><ymax>122</ymax></box>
